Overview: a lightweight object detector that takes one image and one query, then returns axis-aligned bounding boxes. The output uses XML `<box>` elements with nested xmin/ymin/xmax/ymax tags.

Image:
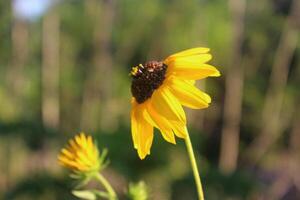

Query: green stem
<box><xmin>185</xmin><ymin>131</ymin><xmax>205</xmax><ymax>200</ymax></box>
<box><xmin>95</xmin><ymin>172</ymin><xmax>118</xmax><ymax>200</ymax></box>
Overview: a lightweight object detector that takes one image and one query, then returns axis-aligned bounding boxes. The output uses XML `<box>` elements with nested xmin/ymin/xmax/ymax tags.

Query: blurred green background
<box><xmin>0</xmin><ymin>0</ymin><xmax>299</xmax><ymax>199</ymax></box>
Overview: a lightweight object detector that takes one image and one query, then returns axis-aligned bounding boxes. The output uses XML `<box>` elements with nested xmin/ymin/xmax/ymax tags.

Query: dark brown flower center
<box><xmin>131</xmin><ymin>61</ymin><xmax>167</xmax><ymax>104</ymax></box>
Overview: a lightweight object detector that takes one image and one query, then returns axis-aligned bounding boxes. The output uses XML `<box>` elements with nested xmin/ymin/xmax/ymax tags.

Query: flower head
<box><xmin>130</xmin><ymin>47</ymin><xmax>220</xmax><ymax>159</ymax></box>
<box><xmin>58</xmin><ymin>133</ymin><xmax>102</xmax><ymax>173</ymax></box>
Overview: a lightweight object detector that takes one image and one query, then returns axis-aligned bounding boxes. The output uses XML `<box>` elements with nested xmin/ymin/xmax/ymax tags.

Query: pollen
<box><xmin>131</xmin><ymin>66</ymin><xmax>139</xmax><ymax>76</ymax></box>
<box><xmin>131</xmin><ymin>61</ymin><xmax>167</xmax><ymax>104</ymax></box>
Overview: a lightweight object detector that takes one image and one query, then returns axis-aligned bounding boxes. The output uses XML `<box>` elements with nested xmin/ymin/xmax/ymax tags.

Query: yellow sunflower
<box><xmin>130</xmin><ymin>47</ymin><xmax>220</xmax><ymax>159</ymax></box>
<box><xmin>58</xmin><ymin>133</ymin><xmax>100</xmax><ymax>173</ymax></box>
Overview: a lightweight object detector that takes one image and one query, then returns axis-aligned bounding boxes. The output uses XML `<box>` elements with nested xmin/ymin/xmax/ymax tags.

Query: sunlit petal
<box><xmin>135</xmin><ymin>106</ymin><xmax>154</xmax><ymax>159</ymax></box>
<box><xmin>167</xmin><ymin>58</ymin><xmax>220</xmax><ymax>79</ymax></box>
<box><xmin>165</xmin><ymin>47</ymin><xmax>210</xmax><ymax>64</ymax></box>
<box><xmin>172</xmin><ymin>124</ymin><xmax>188</xmax><ymax>138</ymax></box>
<box><xmin>151</xmin><ymin>87</ymin><xmax>186</xmax><ymax>124</ymax></box>
<box><xmin>168</xmin><ymin>77</ymin><xmax>211</xmax><ymax>109</ymax></box>
<box><xmin>131</xmin><ymin>99</ymin><xmax>139</xmax><ymax>149</ymax></box>
<box><xmin>146</xmin><ymin>103</ymin><xmax>176</xmax><ymax>144</ymax></box>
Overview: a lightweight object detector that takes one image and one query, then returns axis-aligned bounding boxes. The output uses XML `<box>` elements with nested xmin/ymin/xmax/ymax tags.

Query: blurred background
<box><xmin>0</xmin><ymin>0</ymin><xmax>299</xmax><ymax>199</ymax></box>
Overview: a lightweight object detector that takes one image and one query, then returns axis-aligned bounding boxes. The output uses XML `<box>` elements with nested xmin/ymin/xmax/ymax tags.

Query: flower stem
<box><xmin>185</xmin><ymin>131</ymin><xmax>205</xmax><ymax>200</ymax></box>
<box><xmin>95</xmin><ymin>172</ymin><xmax>118</xmax><ymax>200</ymax></box>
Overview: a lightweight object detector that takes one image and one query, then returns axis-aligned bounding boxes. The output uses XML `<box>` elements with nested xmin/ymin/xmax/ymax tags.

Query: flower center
<box><xmin>131</xmin><ymin>61</ymin><xmax>167</xmax><ymax>104</ymax></box>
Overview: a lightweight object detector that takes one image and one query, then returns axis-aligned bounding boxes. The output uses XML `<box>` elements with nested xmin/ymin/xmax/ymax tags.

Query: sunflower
<box><xmin>58</xmin><ymin>133</ymin><xmax>101</xmax><ymax>173</ymax></box>
<box><xmin>130</xmin><ymin>47</ymin><xmax>220</xmax><ymax>159</ymax></box>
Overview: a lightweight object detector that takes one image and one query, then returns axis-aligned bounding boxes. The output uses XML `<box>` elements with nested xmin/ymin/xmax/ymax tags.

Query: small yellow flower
<box><xmin>130</xmin><ymin>47</ymin><xmax>220</xmax><ymax>159</ymax></box>
<box><xmin>58</xmin><ymin>133</ymin><xmax>100</xmax><ymax>173</ymax></box>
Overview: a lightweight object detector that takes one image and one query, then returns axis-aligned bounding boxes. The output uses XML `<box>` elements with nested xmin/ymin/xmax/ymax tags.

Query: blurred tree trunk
<box><xmin>81</xmin><ymin>0</ymin><xmax>115</xmax><ymax>131</ymax></box>
<box><xmin>289</xmin><ymin>98</ymin><xmax>300</xmax><ymax>192</ymax></box>
<box><xmin>246</xmin><ymin>0</ymin><xmax>300</xmax><ymax>164</ymax></box>
<box><xmin>290</xmin><ymin>101</ymin><xmax>300</xmax><ymax>158</ymax></box>
<box><xmin>262</xmin><ymin>99</ymin><xmax>300</xmax><ymax>199</ymax></box>
<box><xmin>219</xmin><ymin>0</ymin><xmax>246</xmax><ymax>174</ymax></box>
<box><xmin>4</xmin><ymin>3</ymin><xmax>30</xmax><ymax>190</ymax></box>
<box><xmin>42</xmin><ymin>8</ymin><xmax>60</xmax><ymax>129</ymax></box>
<box><xmin>59</xmin><ymin>32</ymin><xmax>80</xmax><ymax>134</ymax></box>
<box><xmin>7</xmin><ymin>17</ymin><xmax>29</xmax><ymax>99</ymax></box>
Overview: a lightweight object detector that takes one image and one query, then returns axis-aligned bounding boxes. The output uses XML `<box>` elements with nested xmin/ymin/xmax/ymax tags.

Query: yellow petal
<box><xmin>151</xmin><ymin>87</ymin><xmax>186</xmax><ymax>124</ymax></box>
<box><xmin>168</xmin><ymin>77</ymin><xmax>211</xmax><ymax>109</ymax></box>
<box><xmin>145</xmin><ymin>102</ymin><xmax>170</xmax><ymax>131</ymax></box>
<box><xmin>186</xmin><ymin>80</ymin><xmax>196</xmax><ymax>85</ymax></box>
<box><xmin>167</xmin><ymin>58</ymin><xmax>220</xmax><ymax>79</ymax></box>
<box><xmin>86</xmin><ymin>136</ymin><xmax>95</xmax><ymax>160</ymax></box>
<box><xmin>140</xmin><ymin>101</ymin><xmax>157</xmax><ymax>128</ymax></box>
<box><xmin>77</xmin><ymin>151</ymin><xmax>93</xmax><ymax>166</ymax></box>
<box><xmin>61</xmin><ymin>148</ymin><xmax>74</xmax><ymax>159</ymax></box>
<box><xmin>75</xmin><ymin>134</ymin><xmax>84</xmax><ymax>148</ymax></box>
<box><xmin>80</xmin><ymin>133</ymin><xmax>88</xmax><ymax>150</ymax></box>
<box><xmin>165</xmin><ymin>47</ymin><xmax>210</xmax><ymax>64</ymax></box>
<box><xmin>171</xmin><ymin>54</ymin><xmax>212</xmax><ymax>65</ymax></box>
<box><xmin>161</xmin><ymin>130</ymin><xmax>176</xmax><ymax>144</ymax></box>
<box><xmin>69</xmin><ymin>139</ymin><xmax>79</xmax><ymax>151</ymax></box>
<box><xmin>146</xmin><ymin>104</ymin><xmax>176</xmax><ymax>144</ymax></box>
<box><xmin>87</xmin><ymin>136</ymin><xmax>93</xmax><ymax>150</ymax></box>
<box><xmin>131</xmin><ymin>99</ymin><xmax>139</xmax><ymax>149</ymax></box>
<box><xmin>58</xmin><ymin>155</ymin><xmax>77</xmax><ymax>168</ymax></box>
<box><xmin>134</xmin><ymin>102</ymin><xmax>154</xmax><ymax>160</ymax></box>
<box><xmin>137</xmin><ymin>120</ymin><xmax>154</xmax><ymax>160</ymax></box>
<box><xmin>172</xmin><ymin>124</ymin><xmax>188</xmax><ymax>138</ymax></box>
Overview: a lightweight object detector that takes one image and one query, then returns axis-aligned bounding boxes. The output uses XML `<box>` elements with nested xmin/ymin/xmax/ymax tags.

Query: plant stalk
<box><xmin>95</xmin><ymin>172</ymin><xmax>118</xmax><ymax>200</ymax></box>
<box><xmin>185</xmin><ymin>131</ymin><xmax>205</xmax><ymax>200</ymax></box>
